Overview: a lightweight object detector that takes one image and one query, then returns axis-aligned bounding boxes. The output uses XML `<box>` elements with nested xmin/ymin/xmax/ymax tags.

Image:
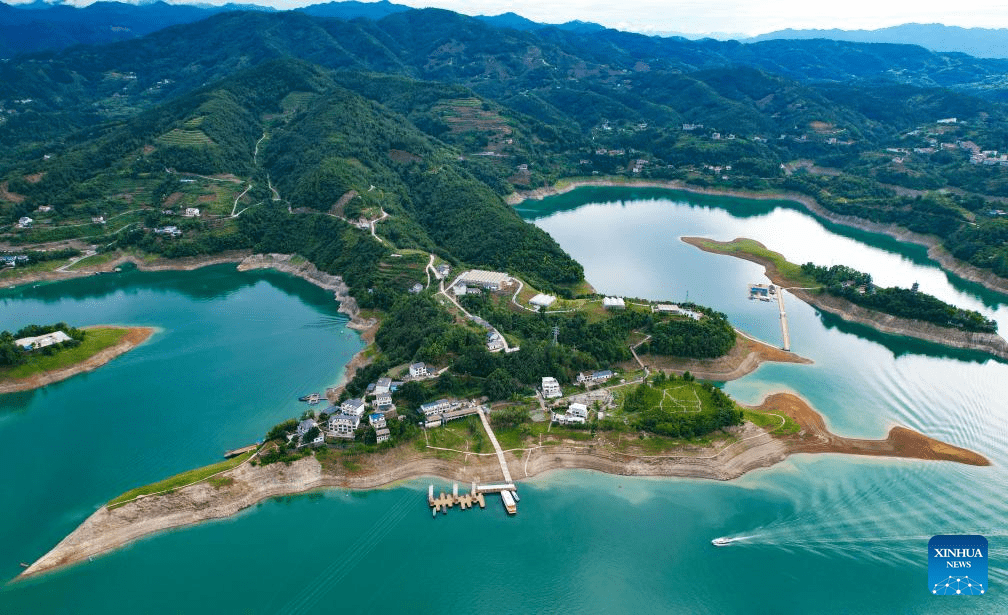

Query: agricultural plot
<box><xmin>157</xmin><ymin>129</ymin><xmax>214</xmax><ymax>147</ymax></box>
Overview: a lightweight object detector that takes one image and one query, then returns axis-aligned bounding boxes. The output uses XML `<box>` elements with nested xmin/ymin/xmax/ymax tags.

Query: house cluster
<box><xmin>418</xmin><ymin>398</ymin><xmax>478</xmax><ymax>428</ymax></box>
<box><xmin>552</xmin><ymin>402</ymin><xmax>589</xmax><ymax>425</ymax></box>
<box><xmin>14</xmin><ymin>330</ymin><xmax>72</xmax><ymax>351</ymax></box>
<box><xmin>1</xmin><ymin>254</ymin><xmax>29</xmax><ymax>268</ymax></box>
<box><xmin>304</xmin><ymin>394</ymin><xmax>396</xmax><ymax>444</ymax></box>
<box><xmin>576</xmin><ymin>370</ymin><xmax>614</xmax><ymax>386</ymax></box>
<box><xmin>631</xmin><ymin>159</ymin><xmax>648</xmax><ymax>174</ymax></box>
<box><xmin>594</xmin><ymin>148</ymin><xmax>627</xmax><ymax>156</ymax></box>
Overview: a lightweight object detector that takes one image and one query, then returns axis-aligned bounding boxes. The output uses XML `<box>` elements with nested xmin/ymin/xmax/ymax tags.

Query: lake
<box><xmin>1</xmin><ymin>188</ymin><xmax>1006</xmax><ymax>613</ymax></box>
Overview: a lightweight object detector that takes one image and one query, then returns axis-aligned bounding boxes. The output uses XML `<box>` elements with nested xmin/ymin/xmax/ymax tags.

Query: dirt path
<box><xmin>0</xmin><ymin>327</ymin><xmax>155</xmax><ymax>394</ymax></box>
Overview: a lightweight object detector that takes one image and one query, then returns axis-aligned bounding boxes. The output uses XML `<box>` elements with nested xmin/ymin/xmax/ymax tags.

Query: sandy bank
<box><xmin>508</xmin><ymin>178</ymin><xmax>1008</xmax><ymax>296</ymax></box>
<box><xmin>18</xmin><ymin>391</ymin><xmax>987</xmax><ymax>581</ymax></box>
<box><xmin>754</xmin><ymin>392</ymin><xmax>990</xmax><ymax>466</ymax></box>
<box><xmin>683</xmin><ymin>236</ymin><xmax>1008</xmax><ymax>361</ymax></box>
<box><xmin>0</xmin><ymin>327</ymin><xmax>155</xmax><ymax>394</ymax></box>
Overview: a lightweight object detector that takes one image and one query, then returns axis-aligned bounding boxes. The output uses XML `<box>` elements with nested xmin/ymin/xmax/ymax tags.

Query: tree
<box><xmin>483</xmin><ymin>367</ymin><xmax>516</xmax><ymax>401</ymax></box>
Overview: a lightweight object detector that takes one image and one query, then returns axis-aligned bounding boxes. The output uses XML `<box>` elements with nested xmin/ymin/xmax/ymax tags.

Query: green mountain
<box><xmin>3</xmin><ymin>8</ymin><xmax>1008</xmax><ymax>283</ymax></box>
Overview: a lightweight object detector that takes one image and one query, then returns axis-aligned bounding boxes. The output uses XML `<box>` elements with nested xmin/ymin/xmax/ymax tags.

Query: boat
<box><xmin>711</xmin><ymin>537</ymin><xmax>735</xmax><ymax>547</ymax></box>
<box><xmin>298</xmin><ymin>393</ymin><xmax>320</xmax><ymax>402</ymax></box>
<box><xmin>511</xmin><ymin>490</ymin><xmax>520</xmax><ymax>502</ymax></box>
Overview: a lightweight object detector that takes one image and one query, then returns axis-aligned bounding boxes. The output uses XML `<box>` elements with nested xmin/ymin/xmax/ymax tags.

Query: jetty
<box><xmin>427</xmin><ymin>406</ymin><xmax>519</xmax><ymax>516</ymax></box>
<box><xmin>223</xmin><ymin>444</ymin><xmax>257</xmax><ymax>459</ymax></box>
<box><xmin>749</xmin><ymin>283</ymin><xmax>790</xmax><ymax>351</ymax></box>
<box><xmin>777</xmin><ymin>290</ymin><xmax>790</xmax><ymax>352</ymax></box>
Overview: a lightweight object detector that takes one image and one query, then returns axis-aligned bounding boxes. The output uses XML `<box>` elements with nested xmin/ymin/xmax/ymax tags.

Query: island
<box><xmin>19</xmin><ymin>367</ymin><xmax>988</xmax><ymax>579</ymax></box>
<box><xmin>682</xmin><ymin>237</ymin><xmax>1008</xmax><ymax>361</ymax></box>
<box><xmin>0</xmin><ymin>323</ymin><xmax>155</xmax><ymax>394</ymax></box>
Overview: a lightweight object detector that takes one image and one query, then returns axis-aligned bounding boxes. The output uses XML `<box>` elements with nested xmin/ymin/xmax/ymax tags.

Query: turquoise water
<box><xmin>2</xmin><ymin>189</ymin><xmax>1007</xmax><ymax>613</ymax></box>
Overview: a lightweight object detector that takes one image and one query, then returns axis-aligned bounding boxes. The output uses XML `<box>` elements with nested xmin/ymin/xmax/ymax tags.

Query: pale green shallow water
<box><xmin>2</xmin><ymin>188</ymin><xmax>1006</xmax><ymax>613</ymax></box>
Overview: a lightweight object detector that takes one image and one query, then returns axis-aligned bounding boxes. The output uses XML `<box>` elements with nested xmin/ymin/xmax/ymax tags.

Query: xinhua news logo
<box><xmin>929</xmin><ymin>535</ymin><xmax>987</xmax><ymax>596</ymax></box>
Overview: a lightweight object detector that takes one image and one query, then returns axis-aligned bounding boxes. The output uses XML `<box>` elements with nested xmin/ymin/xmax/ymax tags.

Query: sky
<box><xmin>13</xmin><ymin>0</ymin><xmax>1008</xmax><ymax>37</ymax></box>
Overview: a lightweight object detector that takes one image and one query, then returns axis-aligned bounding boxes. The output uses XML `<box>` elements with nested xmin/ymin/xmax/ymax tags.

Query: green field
<box><xmin>157</xmin><ymin>129</ymin><xmax>214</xmax><ymax>147</ymax></box>
<box><xmin>691</xmin><ymin>237</ymin><xmax>816</xmax><ymax>286</ymax></box>
<box><xmin>743</xmin><ymin>409</ymin><xmax>801</xmax><ymax>435</ymax></box>
<box><xmin>108</xmin><ymin>450</ymin><xmax>255</xmax><ymax>508</ymax></box>
<box><xmin>0</xmin><ymin>327</ymin><xmax>131</xmax><ymax>381</ymax></box>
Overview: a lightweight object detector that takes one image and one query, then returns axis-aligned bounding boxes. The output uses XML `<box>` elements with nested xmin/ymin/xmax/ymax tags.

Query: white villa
<box><xmin>568</xmin><ymin>403</ymin><xmax>589</xmax><ymax>419</ymax></box>
<box><xmin>341</xmin><ymin>398</ymin><xmax>367</xmax><ymax>416</ymax></box>
<box><xmin>375</xmin><ymin>427</ymin><xmax>391</xmax><ymax>443</ymax></box>
<box><xmin>15</xmin><ymin>330</ymin><xmax>72</xmax><ymax>351</ymax></box>
<box><xmin>541</xmin><ymin>377</ymin><xmax>562</xmax><ymax>399</ymax></box>
<box><xmin>328</xmin><ymin>413</ymin><xmax>360</xmax><ymax>437</ymax></box>
<box><xmin>374</xmin><ymin>377</ymin><xmax>392</xmax><ymax>395</ymax></box>
<box><xmin>369</xmin><ymin>413</ymin><xmax>387</xmax><ymax>429</ymax></box>
<box><xmin>18</xmin><ymin>216</ymin><xmax>33</xmax><ymax>228</ymax></box>
<box><xmin>184</xmin><ymin>208</ymin><xmax>200</xmax><ymax>218</ymax></box>
<box><xmin>409</xmin><ymin>362</ymin><xmax>428</xmax><ymax>378</ymax></box>
<box><xmin>373</xmin><ymin>393</ymin><xmax>393</xmax><ymax>409</ymax></box>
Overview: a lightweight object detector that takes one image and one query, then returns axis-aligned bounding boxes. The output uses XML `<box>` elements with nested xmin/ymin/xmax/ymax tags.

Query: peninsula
<box><xmin>682</xmin><ymin>237</ymin><xmax>1008</xmax><ymax>361</ymax></box>
<box><xmin>0</xmin><ymin>325</ymin><xmax>155</xmax><ymax>394</ymax></box>
<box><xmin>18</xmin><ymin>391</ymin><xmax>987</xmax><ymax>580</ymax></box>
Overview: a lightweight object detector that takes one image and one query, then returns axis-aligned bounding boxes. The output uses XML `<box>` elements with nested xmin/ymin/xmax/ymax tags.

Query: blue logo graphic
<box><xmin>929</xmin><ymin>535</ymin><xmax>987</xmax><ymax>596</ymax></box>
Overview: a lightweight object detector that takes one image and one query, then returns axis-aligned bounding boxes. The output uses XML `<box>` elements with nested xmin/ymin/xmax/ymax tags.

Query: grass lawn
<box><xmin>744</xmin><ymin>409</ymin><xmax>801</xmax><ymax>435</ymax></box>
<box><xmin>694</xmin><ymin>238</ymin><xmax>816</xmax><ymax>286</ymax></box>
<box><xmin>108</xmin><ymin>450</ymin><xmax>254</xmax><ymax>508</ymax></box>
<box><xmin>0</xmin><ymin>259</ymin><xmax>64</xmax><ymax>281</ymax></box>
<box><xmin>0</xmin><ymin>327</ymin><xmax>131</xmax><ymax>381</ymax></box>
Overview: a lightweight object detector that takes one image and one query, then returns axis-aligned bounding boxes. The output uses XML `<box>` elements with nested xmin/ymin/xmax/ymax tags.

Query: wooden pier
<box><xmin>428</xmin><ymin>482</ymin><xmax>487</xmax><ymax>515</ymax></box>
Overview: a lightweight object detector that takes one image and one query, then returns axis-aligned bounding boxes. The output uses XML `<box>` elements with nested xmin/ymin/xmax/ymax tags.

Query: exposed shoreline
<box><xmin>683</xmin><ymin>236</ymin><xmax>1008</xmax><ymax>361</ymax></box>
<box><xmin>17</xmin><ymin>392</ymin><xmax>988</xmax><ymax>581</ymax></box>
<box><xmin>0</xmin><ymin>326</ymin><xmax>155</xmax><ymax>394</ymax></box>
<box><xmin>630</xmin><ymin>330</ymin><xmax>812</xmax><ymax>381</ymax></box>
<box><xmin>507</xmin><ymin>178</ymin><xmax>1008</xmax><ymax>296</ymax></box>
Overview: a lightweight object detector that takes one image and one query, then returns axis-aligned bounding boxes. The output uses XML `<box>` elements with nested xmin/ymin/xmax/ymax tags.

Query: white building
<box><xmin>553</xmin><ymin>410</ymin><xmax>586</xmax><ymax>425</ymax></box>
<box><xmin>419</xmin><ymin>399</ymin><xmax>456</xmax><ymax>417</ymax></box>
<box><xmin>374</xmin><ymin>377</ymin><xmax>392</xmax><ymax>395</ymax></box>
<box><xmin>37</xmin><ymin>205</ymin><xmax>52</xmax><ymax>213</ymax></box>
<box><xmin>577</xmin><ymin>370</ymin><xmax>614</xmax><ymax>385</ymax></box>
<box><xmin>603</xmin><ymin>297</ymin><xmax>625</xmax><ymax>310</ymax></box>
<box><xmin>568</xmin><ymin>403</ymin><xmax>589</xmax><ymax>419</ymax></box>
<box><xmin>529</xmin><ymin>293</ymin><xmax>556</xmax><ymax>309</ymax></box>
<box><xmin>541</xmin><ymin>377</ymin><xmax>562</xmax><ymax>399</ymax></box>
<box><xmin>18</xmin><ymin>216</ymin><xmax>33</xmax><ymax>228</ymax></box>
<box><xmin>409</xmin><ymin>362</ymin><xmax>428</xmax><ymax>378</ymax></box>
<box><xmin>369</xmin><ymin>413</ymin><xmax>387</xmax><ymax>429</ymax></box>
<box><xmin>341</xmin><ymin>398</ymin><xmax>367</xmax><ymax>416</ymax></box>
<box><xmin>457</xmin><ymin>269</ymin><xmax>511</xmax><ymax>291</ymax></box>
<box><xmin>453</xmin><ymin>283</ymin><xmax>468</xmax><ymax>296</ymax></box>
<box><xmin>373</xmin><ymin>393</ymin><xmax>393</xmax><ymax>409</ymax></box>
<box><xmin>184</xmin><ymin>208</ymin><xmax>200</xmax><ymax>218</ymax></box>
<box><xmin>328</xmin><ymin>413</ymin><xmax>360</xmax><ymax>437</ymax></box>
<box><xmin>15</xmin><ymin>330</ymin><xmax>72</xmax><ymax>351</ymax></box>
<box><xmin>486</xmin><ymin>331</ymin><xmax>505</xmax><ymax>352</ymax></box>
<box><xmin>375</xmin><ymin>427</ymin><xmax>391</xmax><ymax>443</ymax></box>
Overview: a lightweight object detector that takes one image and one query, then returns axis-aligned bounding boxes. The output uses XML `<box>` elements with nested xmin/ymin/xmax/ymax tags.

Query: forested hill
<box><xmin>3</xmin><ymin>8</ymin><xmax>1008</xmax><ymax>283</ymax></box>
